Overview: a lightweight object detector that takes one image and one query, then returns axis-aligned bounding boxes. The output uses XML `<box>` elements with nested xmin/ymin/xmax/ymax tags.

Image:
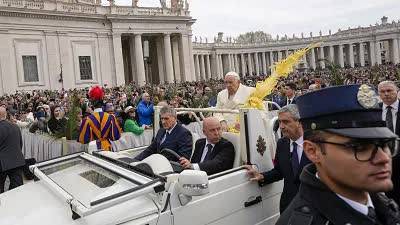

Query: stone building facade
<box><xmin>192</xmin><ymin>17</ymin><xmax>400</xmax><ymax>80</ymax></box>
<box><xmin>0</xmin><ymin>0</ymin><xmax>195</xmax><ymax>95</ymax></box>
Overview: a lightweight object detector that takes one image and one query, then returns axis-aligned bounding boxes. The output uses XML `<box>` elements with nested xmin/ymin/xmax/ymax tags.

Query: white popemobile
<box><xmin>0</xmin><ymin>106</ymin><xmax>283</xmax><ymax>225</ymax></box>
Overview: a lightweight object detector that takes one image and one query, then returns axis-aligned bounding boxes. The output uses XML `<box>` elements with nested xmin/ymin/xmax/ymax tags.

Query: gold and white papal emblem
<box><xmin>357</xmin><ymin>84</ymin><xmax>379</xmax><ymax>109</ymax></box>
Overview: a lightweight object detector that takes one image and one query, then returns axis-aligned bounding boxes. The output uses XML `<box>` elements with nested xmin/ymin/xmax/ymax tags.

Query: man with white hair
<box><xmin>215</xmin><ymin>71</ymin><xmax>254</xmax><ymax>130</ymax></box>
<box><xmin>378</xmin><ymin>80</ymin><xmax>400</xmax><ymax>205</ymax></box>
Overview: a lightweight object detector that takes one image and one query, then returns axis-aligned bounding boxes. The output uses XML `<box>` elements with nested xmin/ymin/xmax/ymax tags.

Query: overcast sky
<box><xmin>103</xmin><ymin>0</ymin><xmax>400</xmax><ymax>40</ymax></box>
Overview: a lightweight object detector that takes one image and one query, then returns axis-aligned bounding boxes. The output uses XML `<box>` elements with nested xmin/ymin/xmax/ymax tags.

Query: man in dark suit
<box><xmin>179</xmin><ymin>117</ymin><xmax>235</xmax><ymax>175</ymax></box>
<box><xmin>135</xmin><ymin>106</ymin><xmax>192</xmax><ymax>161</ymax></box>
<box><xmin>378</xmin><ymin>80</ymin><xmax>400</xmax><ymax>205</ymax></box>
<box><xmin>245</xmin><ymin>104</ymin><xmax>311</xmax><ymax>213</ymax></box>
<box><xmin>278</xmin><ymin>82</ymin><xmax>297</xmax><ymax>107</ymax></box>
<box><xmin>0</xmin><ymin>107</ymin><xmax>25</xmax><ymax>193</ymax></box>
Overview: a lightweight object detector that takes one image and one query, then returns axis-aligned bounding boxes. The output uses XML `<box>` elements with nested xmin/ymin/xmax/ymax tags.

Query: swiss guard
<box><xmin>78</xmin><ymin>86</ymin><xmax>122</xmax><ymax>150</ymax></box>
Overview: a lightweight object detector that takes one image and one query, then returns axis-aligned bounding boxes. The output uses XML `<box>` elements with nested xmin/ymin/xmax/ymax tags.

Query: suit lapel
<box><xmin>158</xmin><ymin>129</ymin><xmax>168</xmax><ymax>149</ymax></box>
<box><xmin>192</xmin><ymin>139</ymin><xmax>206</xmax><ymax>162</ymax></box>
<box><xmin>395</xmin><ymin>102</ymin><xmax>400</xmax><ymax>136</ymax></box>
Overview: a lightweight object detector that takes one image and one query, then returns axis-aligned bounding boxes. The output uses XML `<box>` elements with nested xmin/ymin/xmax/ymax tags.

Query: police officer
<box><xmin>277</xmin><ymin>84</ymin><xmax>400</xmax><ymax>225</ymax></box>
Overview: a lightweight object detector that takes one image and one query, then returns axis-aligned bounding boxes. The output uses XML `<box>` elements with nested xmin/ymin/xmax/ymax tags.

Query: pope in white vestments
<box><xmin>215</xmin><ymin>72</ymin><xmax>254</xmax><ymax>128</ymax></box>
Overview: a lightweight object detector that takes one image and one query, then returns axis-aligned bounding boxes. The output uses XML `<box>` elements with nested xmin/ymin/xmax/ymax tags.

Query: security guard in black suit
<box><xmin>277</xmin><ymin>84</ymin><xmax>400</xmax><ymax>225</ymax></box>
<box><xmin>0</xmin><ymin>107</ymin><xmax>25</xmax><ymax>193</ymax></box>
<box><xmin>246</xmin><ymin>104</ymin><xmax>312</xmax><ymax>213</ymax></box>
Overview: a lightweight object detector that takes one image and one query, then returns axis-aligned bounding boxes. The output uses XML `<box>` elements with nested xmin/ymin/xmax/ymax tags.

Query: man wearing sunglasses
<box><xmin>276</xmin><ymin>84</ymin><xmax>400</xmax><ymax>225</ymax></box>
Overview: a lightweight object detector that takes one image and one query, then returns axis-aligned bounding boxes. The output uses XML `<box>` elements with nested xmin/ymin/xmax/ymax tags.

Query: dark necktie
<box><xmin>291</xmin><ymin>142</ymin><xmax>300</xmax><ymax>175</ymax></box>
<box><xmin>386</xmin><ymin>106</ymin><xmax>394</xmax><ymax>131</ymax></box>
<box><xmin>161</xmin><ymin>131</ymin><xmax>169</xmax><ymax>144</ymax></box>
<box><xmin>203</xmin><ymin>144</ymin><xmax>213</xmax><ymax>161</ymax></box>
<box><xmin>367</xmin><ymin>206</ymin><xmax>377</xmax><ymax>222</ymax></box>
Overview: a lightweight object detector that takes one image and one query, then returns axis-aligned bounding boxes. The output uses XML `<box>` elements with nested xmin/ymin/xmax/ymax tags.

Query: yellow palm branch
<box><xmin>244</xmin><ymin>42</ymin><xmax>321</xmax><ymax>109</ymax></box>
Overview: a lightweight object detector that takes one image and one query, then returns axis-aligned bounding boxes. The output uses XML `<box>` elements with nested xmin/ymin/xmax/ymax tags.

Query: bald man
<box><xmin>215</xmin><ymin>71</ymin><xmax>254</xmax><ymax>129</ymax></box>
<box><xmin>179</xmin><ymin>117</ymin><xmax>235</xmax><ymax>175</ymax></box>
<box><xmin>0</xmin><ymin>107</ymin><xmax>25</xmax><ymax>193</ymax></box>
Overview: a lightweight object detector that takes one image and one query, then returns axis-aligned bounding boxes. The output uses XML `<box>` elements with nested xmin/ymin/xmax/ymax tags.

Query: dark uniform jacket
<box><xmin>276</xmin><ymin>164</ymin><xmax>400</xmax><ymax>225</ymax></box>
<box><xmin>190</xmin><ymin>138</ymin><xmax>235</xmax><ymax>175</ymax></box>
<box><xmin>260</xmin><ymin>138</ymin><xmax>311</xmax><ymax>213</ymax></box>
<box><xmin>0</xmin><ymin>120</ymin><xmax>25</xmax><ymax>172</ymax></box>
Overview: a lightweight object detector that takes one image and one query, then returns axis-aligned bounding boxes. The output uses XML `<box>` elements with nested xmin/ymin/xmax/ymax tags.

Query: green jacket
<box><xmin>123</xmin><ymin>119</ymin><xmax>144</xmax><ymax>135</ymax></box>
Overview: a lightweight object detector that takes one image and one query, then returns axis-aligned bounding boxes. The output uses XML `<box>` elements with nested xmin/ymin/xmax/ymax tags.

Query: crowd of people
<box><xmin>0</xmin><ymin>63</ymin><xmax>397</xmax><ymax>140</ymax></box>
<box><xmin>1</xmin><ymin>61</ymin><xmax>400</xmax><ymax>224</ymax></box>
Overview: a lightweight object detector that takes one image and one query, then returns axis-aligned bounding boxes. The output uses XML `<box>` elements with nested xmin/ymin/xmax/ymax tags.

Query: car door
<box><xmin>170</xmin><ymin>168</ymin><xmax>266</xmax><ymax>225</ymax></box>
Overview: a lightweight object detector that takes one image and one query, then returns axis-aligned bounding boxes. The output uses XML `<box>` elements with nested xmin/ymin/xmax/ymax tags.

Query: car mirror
<box><xmin>178</xmin><ymin>170</ymin><xmax>209</xmax><ymax>197</ymax></box>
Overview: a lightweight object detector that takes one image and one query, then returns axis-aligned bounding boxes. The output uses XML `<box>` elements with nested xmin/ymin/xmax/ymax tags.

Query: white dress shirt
<box><xmin>337</xmin><ymin>193</ymin><xmax>374</xmax><ymax>216</ymax></box>
<box><xmin>287</xmin><ymin>97</ymin><xmax>295</xmax><ymax>105</ymax></box>
<box><xmin>382</xmin><ymin>100</ymin><xmax>398</xmax><ymax>131</ymax></box>
<box><xmin>193</xmin><ymin>140</ymin><xmax>215</xmax><ymax>171</ymax></box>
<box><xmin>316</xmin><ymin>173</ymin><xmax>374</xmax><ymax>216</ymax></box>
<box><xmin>290</xmin><ymin>136</ymin><xmax>304</xmax><ymax>163</ymax></box>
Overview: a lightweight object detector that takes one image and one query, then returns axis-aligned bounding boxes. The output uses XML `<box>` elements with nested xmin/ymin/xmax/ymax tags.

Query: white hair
<box><xmin>378</xmin><ymin>80</ymin><xmax>398</xmax><ymax>91</ymax></box>
<box><xmin>224</xmin><ymin>71</ymin><xmax>240</xmax><ymax>81</ymax></box>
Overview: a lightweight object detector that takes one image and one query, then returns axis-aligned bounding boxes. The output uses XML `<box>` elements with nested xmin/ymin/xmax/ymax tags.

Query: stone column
<box><xmin>302</xmin><ymin>54</ymin><xmax>308</xmax><ymax>69</ymax></box>
<box><xmin>226</xmin><ymin>54</ymin><xmax>231</xmax><ymax>71</ymax></box>
<box><xmin>369</xmin><ymin>41</ymin><xmax>376</xmax><ymax>66</ymax></box>
<box><xmin>205</xmin><ymin>54</ymin><xmax>212</xmax><ymax>79</ymax></box>
<box><xmin>134</xmin><ymin>34</ymin><xmax>146</xmax><ymax>86</ymax></box>
<box><xmin>277</xmin><ymin>51</ymin><xmax>282</xmax><ymax>61</ymax></box>
<box><xmin>310</xmin><ymin>48</ymin><xmax>316</xmax><ymax>70</ymax></box>
<box><xmin>210</xmin><ymin>53</ymin><xmax>218</xmax><ymax>79</ymax></box>
<box><xmin>338</xmin><ymin>44</ymin><xmax>344</xmax><ymax>68</ymax></box>
<box><xmin>214</xmin><ymin>54</ymin><xmax>220</xmax><ymax>78</ymax></box>
<box><xmin>156</xmin><ymin>37</ymin><xmax>165</xmax><ymax>84</ymax></box>
<box><xmin>199</xmin><ymin>54</ymin><xmax>206</xmax><ymax>80</ymax></box>
<box><xmin>375</xmin><ymin>40</ymin><xmax>382</xmax><ymax>65</ymax></box>
<box><xmin>112</xmin><ymin>33</ymin><xmax>125</xmax><ymax>86</ymax></box>
<box><xmin>319</xmin><ymin>47</ymin><xmax>325</xmax><ymax>69</ymax></box>
<box><xmin>194</xmin><ymin>54</ymin><xmax>200</xmax><ymax>81</ymax></box>
<box><xmin>234</xmin><ymin>55</ymin><xmax>240</xmax><ymax>73</ymax></box>
<box><xmin>328</xmin><ymin>46</ymin><xmax>335</xmax><ymax>63</ymax></box>
<box><xmin>179</xmin><ymin>34</ymin><xmax>192</xmax><ymax>82</ymax></box>
<box><xmin>269</xmin><ymin>52</ymin><xmax>274</xmax><ymax>74</ymax></box>
<box><xmin>285</xmin><ymin>50</ymin><xmax>289</xmax><ymax>59</ymax></box>
<box><xmin>359</xmin><ymin>42</ymin><xmax>365</xmax><ymax>67</ymax></box>
<box><xmin>391</xmin><ymin>38</ymin><xmax>400</xmax><ymax>64</ymax></box>
<box><xmin>261</xmin><ymin>52</ymin><xmax>267</xmax><ymax>75</ymax></box>
<box><xmin>215</xmin><ymin>54</ymin><xmax>221</xmax><ymax>78</ymax></box>
<box><xmin>247</xmin><ymin>53</ymin><xmax>253</xmax><ymax>76</ymax></box>
<box><xmin>172</xmin><ymin>37</ymin><xmax>181</xmax><ymax>82</ymax></box>
<box><xmin>240</xmin><ymin>53</ymin><xmax>246</xmax><ymax>76</ymax></box>
<box><xmin>163</xmin><ymin>34</ymin><xmax>174</xmax><ymax>83</ymax></box>
<box><xmin>129</xmin><ymin>36</ymin><xmax>137</xmax><ymax>83</ymax></box>
<box><xmin>188</xmin><ymin>34</ymin><xmax>196</xmax><ymax>81</ymax></box>
<box><xmin>218</xmin><ymin>54</ymin><xmax>224</xmax><ymax>77</ymax></box>
<box><xmin>254</xmin><ymin>52</ymin><xmax>260</xmax><ymax>75</ymax></box>
<box><xmin>347</xmin><ymin>44</ymin><xmax>355</xmax><ymax>68</ymax></box>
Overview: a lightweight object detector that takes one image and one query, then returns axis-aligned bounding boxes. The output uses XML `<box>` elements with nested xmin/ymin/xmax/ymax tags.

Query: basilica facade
<box><xmin>0</xmin><ymin>0</ymin><xmax>195</xmax><ymax>95</ymax></box>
